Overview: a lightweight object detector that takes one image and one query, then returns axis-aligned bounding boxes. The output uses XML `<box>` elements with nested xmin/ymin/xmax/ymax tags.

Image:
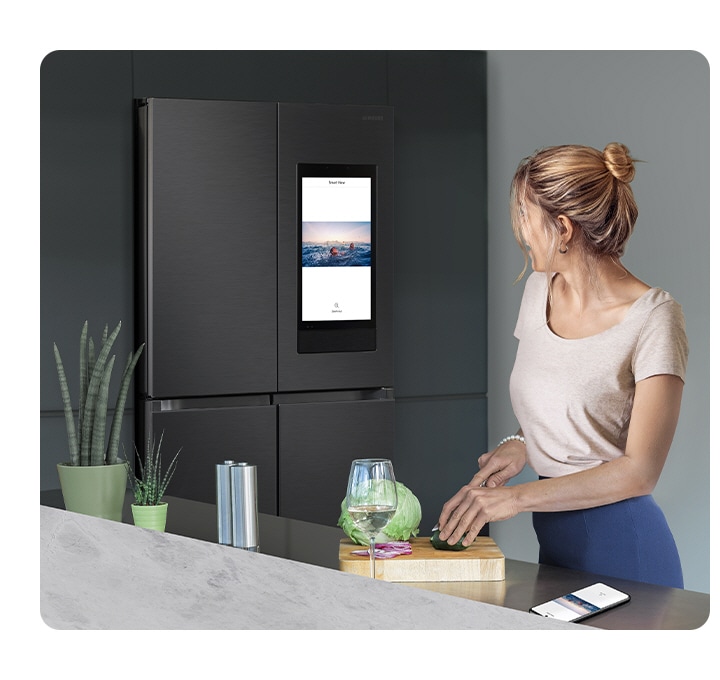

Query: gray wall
<box><xmin>486</xmin><ymin>51</ymin><xmax>710</xmax><ymax>593</ymax></box>
<box><xmin>40</xmin><ymin>52</ymin><xmax>136</xmax><ymax>484</ymax></box>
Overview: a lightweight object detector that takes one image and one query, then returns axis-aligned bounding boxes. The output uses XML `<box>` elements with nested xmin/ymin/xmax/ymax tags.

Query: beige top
<box><xmin>509</xmin><ymin>272</ymin><xmax>689</xmax><ymax>478</ymax></box>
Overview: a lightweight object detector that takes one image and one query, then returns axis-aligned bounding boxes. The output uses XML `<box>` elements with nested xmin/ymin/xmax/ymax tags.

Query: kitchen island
<box><xmin>40</xmin><ymin>492</ymin><xmax>708</xmax><ymax>630</ymax></box>
<box><xmin>40</xmin><ymin>504</ymin><xmax>577</xmax><ymax>630</ymax></box>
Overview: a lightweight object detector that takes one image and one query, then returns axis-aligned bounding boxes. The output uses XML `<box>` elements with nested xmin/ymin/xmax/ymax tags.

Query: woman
<box><xmin>437</xmin><ymin>143</ymin><xmax>688</xmax><ymax>588</ymax></box>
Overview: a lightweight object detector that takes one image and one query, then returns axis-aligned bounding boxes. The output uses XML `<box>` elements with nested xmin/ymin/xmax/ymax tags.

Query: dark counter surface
<box><xmin>40</xmin><ymin>490</ymin><xmax>709</xmax><ymax>630</ymax></box>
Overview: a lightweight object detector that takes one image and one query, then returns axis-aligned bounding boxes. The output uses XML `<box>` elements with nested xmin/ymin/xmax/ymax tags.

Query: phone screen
<box><xmin>531</xmin><ymin>583</ymin><xmax>630</xmax><ymax>623</ymax></box>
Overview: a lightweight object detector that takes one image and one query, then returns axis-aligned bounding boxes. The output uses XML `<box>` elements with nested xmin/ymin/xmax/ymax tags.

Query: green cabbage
<box><xmin>338</xmin><ymin>481</ymin><xmax>422</xmax><ymax>545</ymax></box>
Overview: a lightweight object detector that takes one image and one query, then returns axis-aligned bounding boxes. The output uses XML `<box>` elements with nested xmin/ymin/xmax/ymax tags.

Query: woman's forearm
<box><xmin>512</xmin><ymin>455</ymin><xmax>650</xmax><ymax>514</ymax></box>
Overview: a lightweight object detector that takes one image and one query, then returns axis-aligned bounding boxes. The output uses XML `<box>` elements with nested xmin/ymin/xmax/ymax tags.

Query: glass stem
<box><xmin>370</xmin><ymin>536</ymin><xmax>376</xmax><ymax>579</ymax></box>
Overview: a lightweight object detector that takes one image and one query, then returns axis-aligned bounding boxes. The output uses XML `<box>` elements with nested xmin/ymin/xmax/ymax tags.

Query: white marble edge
<box><xmin>40</xmin><ymin>505</ymin><xmax>582</xmax><ymax>630</ymax></box>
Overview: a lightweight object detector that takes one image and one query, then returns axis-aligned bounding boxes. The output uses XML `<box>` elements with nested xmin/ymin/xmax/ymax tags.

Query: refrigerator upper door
<box><xmin>277</xmin><ymin>102</ymin><xmax>394</xmax><ymax>392</ymax></box>
<box><xmin>140</xmin><ymin>98</ymin><xmax>277</xmax><ymax>398</ymax></box>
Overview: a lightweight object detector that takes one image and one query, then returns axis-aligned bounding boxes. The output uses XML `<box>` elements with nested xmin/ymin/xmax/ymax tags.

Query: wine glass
<box><xmin>345</xmin><ymin>458</ymin><xmax>398</xmax><ymax>579</ymax></box>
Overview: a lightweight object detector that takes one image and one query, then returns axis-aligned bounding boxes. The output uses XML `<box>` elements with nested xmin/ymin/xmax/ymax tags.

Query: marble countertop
<box><xmin>40</xmin><ymin>505</ymin><xmax>580</xmax><ymax>630</ymax></box>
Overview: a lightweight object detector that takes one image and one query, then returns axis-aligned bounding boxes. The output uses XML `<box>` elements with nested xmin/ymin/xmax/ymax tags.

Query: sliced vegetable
<box><xmin>350</xmin><ymin>542</ymin><xmax>413</xmax><ymax>559</ymax></box>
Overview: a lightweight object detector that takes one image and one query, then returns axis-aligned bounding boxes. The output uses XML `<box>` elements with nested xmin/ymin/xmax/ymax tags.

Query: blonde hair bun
<box><xmin>603</xmin><ymin>142</ymin><xmax>636</xmax><ymax>183</ymax></box>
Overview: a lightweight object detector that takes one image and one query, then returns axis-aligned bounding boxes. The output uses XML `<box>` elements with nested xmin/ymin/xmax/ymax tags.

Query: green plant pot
<box><xmin>131</xmin><ymin>502</ymin><xmax>168</xmax><ymax>532</ymax></box>
<box><xmin>57</xmin><ymin>462</ymin><xmax>128</xmax><ymax>522</ymax></box>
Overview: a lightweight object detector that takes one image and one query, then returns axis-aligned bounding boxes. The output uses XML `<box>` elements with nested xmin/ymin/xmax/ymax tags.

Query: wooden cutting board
<box><xmin>338</xmin><ymin>537</ymin><xmax>505</xmax><ymax>582</ymax></box>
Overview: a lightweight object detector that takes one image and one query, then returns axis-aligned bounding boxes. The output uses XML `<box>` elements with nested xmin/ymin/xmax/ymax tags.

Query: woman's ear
<box><xmin>557</xmin><ymin>215</ymin><xmax>575</xmax><ymax>244</ymax></box>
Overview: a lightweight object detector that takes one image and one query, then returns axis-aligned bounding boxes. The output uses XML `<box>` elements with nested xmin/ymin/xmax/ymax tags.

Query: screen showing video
<box><xmin>299</xmin><ymin>165</ymin><xmax>375</xmax><ymax>325</ymax></box>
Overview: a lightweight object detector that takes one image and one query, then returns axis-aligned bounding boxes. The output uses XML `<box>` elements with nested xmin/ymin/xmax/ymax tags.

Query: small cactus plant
<box><xmin>54</xmin><ymin>321</ymin><xmax>144</xmax><ymax>466</ymax></box>
<box><xmin>127</xmin><ymin>431</ymin><xmax>182</xmax><ymax>506</ymax></box>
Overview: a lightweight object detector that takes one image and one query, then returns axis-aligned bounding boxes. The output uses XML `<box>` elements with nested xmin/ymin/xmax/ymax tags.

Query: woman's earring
<box><xmin>559</xmin><ymin>242</ymin><xmax>569</xmax><ymax>254</ymax></box>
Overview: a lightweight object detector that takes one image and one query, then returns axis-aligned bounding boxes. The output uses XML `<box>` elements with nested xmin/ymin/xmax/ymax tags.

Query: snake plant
<box><xmin>54</xmin><ymin>321</ymin><xmax>144</xmax><ymax>466</ymax></box>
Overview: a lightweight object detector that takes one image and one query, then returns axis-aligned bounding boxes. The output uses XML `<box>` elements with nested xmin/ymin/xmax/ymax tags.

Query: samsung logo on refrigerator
<box><xmin>362</xmin><ymin>115</ymin><xmax>384</xmax><ymax>121</ymax></box>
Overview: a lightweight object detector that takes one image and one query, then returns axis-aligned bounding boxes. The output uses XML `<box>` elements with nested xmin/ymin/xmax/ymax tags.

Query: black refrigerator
<box><xmin>135</xmin><ymin>97</ymin><xmax>394</xmax><ymax>527</ymax></box>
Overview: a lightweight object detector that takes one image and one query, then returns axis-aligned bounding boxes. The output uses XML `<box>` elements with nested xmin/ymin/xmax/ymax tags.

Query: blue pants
<box><xmin>532</xmin><ymin>494</ymin><xmax>683</xmax><ymax>589</ymax></box>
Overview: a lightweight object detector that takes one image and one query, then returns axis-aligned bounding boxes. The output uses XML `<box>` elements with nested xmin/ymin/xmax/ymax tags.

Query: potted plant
<box><xmin>126</xmin><ymin>431</ymin><xmax>182</xmax><ymax>532</ymax></box>
<box><xmin>54</xmin><ymin>320</ymin><xmax>144</xmax><ymax>521</ymax></box>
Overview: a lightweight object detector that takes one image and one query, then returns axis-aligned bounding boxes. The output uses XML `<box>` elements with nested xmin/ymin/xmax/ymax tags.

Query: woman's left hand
<box><xmin>437</xmin><ymin>475</ymin><xmax>521</xmax><ymax>547</ymax></box>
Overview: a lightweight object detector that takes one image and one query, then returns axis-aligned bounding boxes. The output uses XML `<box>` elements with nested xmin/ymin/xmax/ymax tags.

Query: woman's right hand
<box><xmin>477</xmin><ymin>440</ymin><xmax>527</xmax><ymax>488</ymax></box>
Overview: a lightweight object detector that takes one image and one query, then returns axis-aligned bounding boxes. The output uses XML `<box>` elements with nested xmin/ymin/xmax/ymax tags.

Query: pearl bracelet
<box><xmin>497</xmin><ymin>434</ymin><xmax>526</xmax><ymax>447</ymax></box>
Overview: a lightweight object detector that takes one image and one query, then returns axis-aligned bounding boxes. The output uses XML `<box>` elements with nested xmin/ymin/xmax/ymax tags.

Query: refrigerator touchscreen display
<box><xmin>298</xmin><ymin>164</ymin><xmax>376</xmax><ymax>328</ymax></box>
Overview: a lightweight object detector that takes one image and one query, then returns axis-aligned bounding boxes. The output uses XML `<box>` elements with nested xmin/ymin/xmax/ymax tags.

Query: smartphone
<box><xmin>530</xmin><ymin>582</ymin><xmax>630</xmax><ymax>623</ymax></box>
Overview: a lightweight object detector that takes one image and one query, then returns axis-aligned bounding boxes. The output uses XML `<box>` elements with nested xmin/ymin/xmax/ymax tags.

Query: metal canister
<box><xmin>230</xmin><ymin>462</ymin><xmax>259</xmax><ymax>551</ymax></box>
<box><xmin>216</xmin><ymin>460</ymin><xmax>236</xmax><ymax>545</ymax></box>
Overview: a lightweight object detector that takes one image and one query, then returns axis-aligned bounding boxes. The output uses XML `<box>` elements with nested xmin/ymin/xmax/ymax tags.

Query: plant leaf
<box><xmin>106</xmin><ymin>343</ymin><xmax>144</xmax><ymax>465</ymax></box>
<box><xmin>79</xmin><ymin>321</ymin><xmax>121</xmax><ymax>465</ymax></box>
<box><xmin>90</xmin><ymin>355</ymin><xmax>115</xmax><ymax>466</ymax></box>
<box><xmin>78</xmin><ymin>321</ymin><xmax>88</xmax><ymax>446</ymax></box>
<box><xmin>53</xmin><ymin>343</ymin><xmax>78</xmax><ymax>465</ymax></box>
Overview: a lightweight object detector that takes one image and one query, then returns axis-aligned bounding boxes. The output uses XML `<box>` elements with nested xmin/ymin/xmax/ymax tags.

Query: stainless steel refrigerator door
<box><xmin>140</xmin><ymin>98</ymin><xmax>277</xmax><ymax>399</ymax></box>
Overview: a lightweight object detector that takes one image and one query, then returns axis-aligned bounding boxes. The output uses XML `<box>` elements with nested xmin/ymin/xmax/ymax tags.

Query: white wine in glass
<box><xmin>345</xmin><ymin>458</ymin><xmax>398</xmax><ymax>579</ymax></box>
